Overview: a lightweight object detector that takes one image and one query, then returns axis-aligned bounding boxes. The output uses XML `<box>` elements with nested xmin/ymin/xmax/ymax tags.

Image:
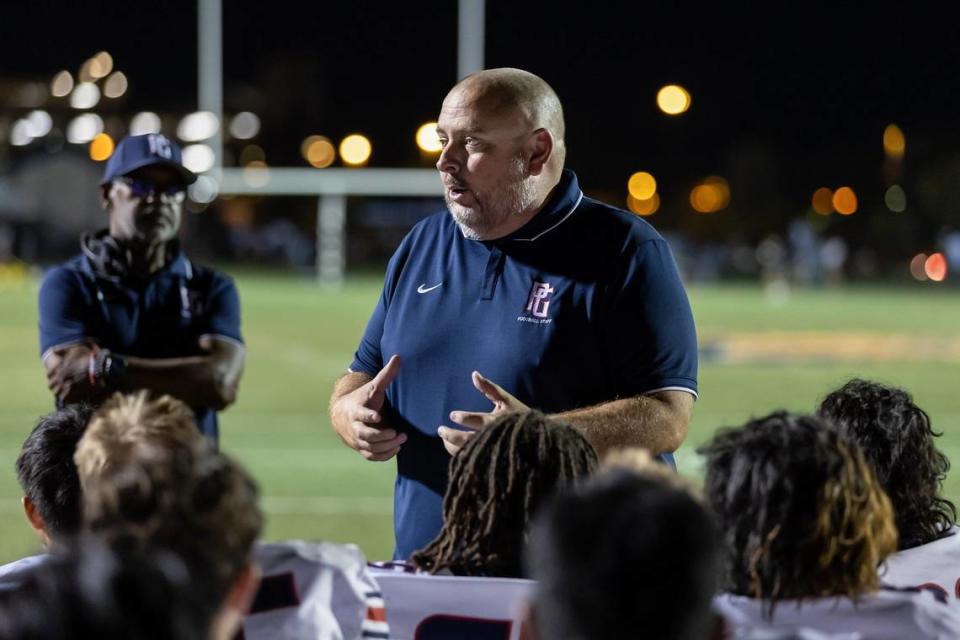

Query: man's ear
<box><xmin>101</xmin><ymin>184</ymin><xmax>114</xmax><ymax>213</ymax></box>
<box><xmin>526</xmin><ymin>128</ymin><xmax>554</xmax><ymax>177</ymax></box>
<box><xmin>211</xmin><ymin>561</ymin><xmax>260</xmax><ymax>640</ymax></box>
<box><xmin>226</xmin><ymin>562</ymin><xmax>261</xmax><ymax>614</ymax></box>
<box><xmin>22</xmin><ymin>496</ymin><xmax>51</xmax><ymax>548</ymax></box>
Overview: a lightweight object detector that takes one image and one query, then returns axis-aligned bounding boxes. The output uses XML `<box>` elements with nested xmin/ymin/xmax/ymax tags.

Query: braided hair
<box><xmin>412</xmin><ymin>410</ymin><xmax>598</xmax><ymax>577</ymax></box>
<box><xmin>698</xmin><ymin>411</ymin><xmax>897</xmax><ymax>612</ymax></box>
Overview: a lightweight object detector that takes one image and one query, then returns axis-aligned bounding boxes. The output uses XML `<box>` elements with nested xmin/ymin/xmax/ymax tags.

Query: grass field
<box><xmin>1</xmin><ymin>271</ymin><xmax>958</xmax><ymax>564</ymax></box>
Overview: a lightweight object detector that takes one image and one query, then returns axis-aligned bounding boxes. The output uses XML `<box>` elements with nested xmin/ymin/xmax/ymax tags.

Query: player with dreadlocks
<box><xmin>819</xmin><ymin>379</ymin><xmax>960</xmax><ymax>600</ymax></box>
<box><xmin>410</xmin><ymin>410</ymin><xmax>598</xmax><ymax>578</ymax></box>
<box><xmin>703</xmin><ymin>411</ymin><xmax>960</xmax><ymax>639</ymax></box>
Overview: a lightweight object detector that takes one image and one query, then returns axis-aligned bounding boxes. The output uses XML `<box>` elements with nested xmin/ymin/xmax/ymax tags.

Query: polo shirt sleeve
<box><xmin>38</xmin><ymin>266</ymin><xmax>95</xmax><ymax>359</ymax></box>
<box><xmin>349</xmin><ymin>236</ymin><xmax>411</xmax><ymax>378</ymax></box>
<box><xmin>200</xmin><ymin>273</ymin><xmax>244</xmax><ymax>345</ymax></box>
<box><xmin>350</xmin><ymin>289</ymin><xmax>387</xmax><ymax>378</ymax></box>
<box><xmin>601</xmin><ymin>237</ymin><xmax>698</xmax><ymax>398</ymax></box>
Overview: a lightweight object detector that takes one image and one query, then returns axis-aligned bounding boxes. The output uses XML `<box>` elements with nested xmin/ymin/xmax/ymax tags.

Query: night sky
<box><xmin>4</xmin><ymin>3</ymin><xmax>960</xmax><ymax>245</ymax></box>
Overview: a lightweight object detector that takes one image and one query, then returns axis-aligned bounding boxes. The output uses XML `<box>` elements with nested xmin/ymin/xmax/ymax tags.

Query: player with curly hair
<box><xmin>702</xmin><ymin>411</ymin><xmax>960</xmax><ymax>638</ymax></box>
<box><xmin>819</xmin><ymin>379</ymin><xmax>960</xmax><ymax>601</ymax></box>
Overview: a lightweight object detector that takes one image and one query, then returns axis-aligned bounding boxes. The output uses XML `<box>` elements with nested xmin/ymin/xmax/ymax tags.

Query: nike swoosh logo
<box><xmin>417</xmin><ymin>282</ymin><xmax>443</xmax><ymax>294</ymax></box>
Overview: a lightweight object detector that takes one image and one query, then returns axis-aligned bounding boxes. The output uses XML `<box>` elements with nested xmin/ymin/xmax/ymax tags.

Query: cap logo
<box><xmin>147</xmin><ymin>134</ymin><xmax>174</xmax><ymax>159</ymax></box>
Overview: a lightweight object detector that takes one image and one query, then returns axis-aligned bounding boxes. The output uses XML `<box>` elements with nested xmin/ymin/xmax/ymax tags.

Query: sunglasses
<box><xmin>116</xmin><ymin>177</ymin><xmax>187</xmax><ymax>202</ymax></box>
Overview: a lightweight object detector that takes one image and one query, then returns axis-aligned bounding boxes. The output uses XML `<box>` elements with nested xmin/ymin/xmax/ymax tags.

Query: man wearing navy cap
<box><xmin>38</xmin><ymin>133</ymin><xmax>244</xmax><ymax>441</ymax></box>
<box><xmin>329</xmin><ymin>68</ymin><xmax>698</xmax><ymax>559</ymax></box>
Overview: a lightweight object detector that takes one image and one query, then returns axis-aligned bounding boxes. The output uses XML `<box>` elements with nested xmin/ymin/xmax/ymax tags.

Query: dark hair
<box><xmin>0</xmin><ymin>536</ymin><xmax>214</xmax><ymax>640</ymax></box>
<box><xmin>818</xmin><ymin>379</ymin><xmax>956</xmax><ymax>549</ymax></box>
<box><xmin>698</xmin><ymin>411</ymin><xmax>897</xmax><ymax>610</ymax></box>
<box><xmin>526</xmin><ymin>469</ymin><xmax>720</xmax><ymax>640</ymax></box>
<box><xmin>411</xmin><ymin>410</ymin><xmax>598</xmax><ymax>577</ymax></box>
<box><xmin>15</xmin><ymin>404</ymin><xmax>94</xmax><ymax>539</ymax></box>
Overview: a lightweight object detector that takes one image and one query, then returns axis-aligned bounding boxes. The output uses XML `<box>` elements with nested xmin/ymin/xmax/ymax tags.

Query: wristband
<box><xmin>91</xmin><ymin>348</ymin><xmax>128</xmax><ymax>389</ymax></box>
<box><xmin>87</xmin><ymin>347</ymin><xmax>100</xmax><ymax>386</ymax></box>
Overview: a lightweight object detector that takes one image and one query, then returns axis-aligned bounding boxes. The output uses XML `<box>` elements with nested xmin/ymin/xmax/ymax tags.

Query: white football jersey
<box><xmin>240</xmin><ymin>541</ymin><xmax>388</xmax><ymax>640</ymax></box>
<box><xmin>881</xmin><ymin>526</ymin><xmax>960</xmax><ymax>604</ymax></box>
<box><xmin>733</xmin><ymin>628</ymin><xmax>860</xmax><ymax>640</ymax></box>
<box><xmin>714</xmin><ymin>589</ymin><xmax>960</xmax><ymax>640</ymax></box>
<box><xmin>0</xmin><ymin>554</ymin><xmax>48</xmax><ymax>591</ymax></box>
<box><xmin>368</xmin><ymin>567</ymin><xmax>534</xmax><ymax>640</ymax></box>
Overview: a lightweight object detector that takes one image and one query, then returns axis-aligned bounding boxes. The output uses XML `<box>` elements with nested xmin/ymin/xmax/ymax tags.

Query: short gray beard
<box><xmin>447</xmin><ymin>158</ymin><xmax>538</xmax><ymax>240</ymax></box>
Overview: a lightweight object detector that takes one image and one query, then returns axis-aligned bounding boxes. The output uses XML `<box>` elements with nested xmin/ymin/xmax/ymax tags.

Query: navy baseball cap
<box><xmin>101</xmin><ymin>133</ymin><xmax>197</xmax><ymax>186</ymax></box>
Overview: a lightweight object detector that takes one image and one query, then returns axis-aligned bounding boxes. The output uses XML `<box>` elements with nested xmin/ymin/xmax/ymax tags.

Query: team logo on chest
<box><xmin>519</xmin><ymin>281</ymin><xmax>555</xmax><ymax>325</ymax></box>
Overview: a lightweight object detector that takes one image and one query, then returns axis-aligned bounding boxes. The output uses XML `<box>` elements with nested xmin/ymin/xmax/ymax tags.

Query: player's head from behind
<box><xmin>0</xmin><ymin>535</ymin><xmax>214</xmax><ymax>640</ymax></box>
<box><xmin>818</xmin><ymin>378</ymin><xmax>956</xmax><ymax>549</ymax></box>
<box><xmin>525</xmin><ymin>469</ymin><xmax>721</xmax><ymax>640</ymax></box>
<box><xmin>436</xmin><ymin>68</ymin><xmax>566</xmax><ymax>240</ymax></box>
<box><xmin>75</xmin><ymin>391</ymin><xmax>263</xmax><ymax>639</ymax></box>
<box><xmin>411</xmin><ymin>410</ymin><xmax>598</xmax><ymax>577</ymax></box>
<box><xmin>73</xmin><ymin>390</ymin><xmax>202</xmax><ymax>481</ymax></box>
<box><xmin>99</xmin><ymin>133</ymin><xmax>196</xmax><ymax>249</ymax></box>
<box><xmin>698</xmin><ymin>411</ymin><xmax>897</xmax><ymax>609</ymax></box>
<box><xmin>15</xmin><ymin>404</ymin><xmax>95</xmax><ymax>548</ymax></box>
<box><xmin>601</xmin><ymin>446</ymin><xmax>705</xmax><ymax>502</ymax></box>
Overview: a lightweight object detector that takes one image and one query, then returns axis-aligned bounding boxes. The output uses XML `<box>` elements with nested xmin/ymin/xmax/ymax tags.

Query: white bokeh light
<box><xmin>229</xmin><ymin>112</ymin><xmax>260</xmax><ymax>140</ymax></box>
<box><xmin>189</xmin><ymin>175</ymin><xmax>220</xmax><ymax>203</ymax></box>
<box><xmin>182</xmin><ymin>144</ymin><xmax>216</xmax><ymax>173</ymax></box>
<box><xmin>66</xmin><ymin>114</ymin><xmax>105</xmax><ymax>144</ymax></box>
<box><xmin>177</xmin><ymin>111</ymin><xmax>219</xmax><ymax>142</ymax></box>
<box><xmin>129</xmin><ymin>112</ymin><xmax>162</xmax><ymax>136</ymax></box>
<box><xmin>70</xmin><ymin>82</ymin><xmax>101</xmax><ymax>109</ymax></box>
<box><xmin>10</xmin><ymin>120</ymin><xmax>33</xmax><ymax>146</ymax></box>
<box><xmin>26</xmin><ymin>110</ymin><xmax>52</xmax><ymax>138</ymax></box>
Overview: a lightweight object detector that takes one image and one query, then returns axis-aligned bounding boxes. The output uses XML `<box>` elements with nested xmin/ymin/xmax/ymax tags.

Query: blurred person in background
<box><xmin>702</xmin><ymin>411</ymin><xmax>960</xmax><ymax>639</ymax></box>
<box><xmin>818</xmin><ymin>379</ymin><xmax>959</xmax><ymax>602</ymax></box>
<box><xmin>38</xmin><ymin>133</ymin><xmax>244</xmax><ymax>442</ymax></box>
<box><xmin>0</xmin><ymin>405</ymin><xmax>92</xmax><ymax>589</ymax></box>
<box><xmin>331</xmin><ymin>67</ymin><xmax>697</xmax><ymax>560</ymax></box>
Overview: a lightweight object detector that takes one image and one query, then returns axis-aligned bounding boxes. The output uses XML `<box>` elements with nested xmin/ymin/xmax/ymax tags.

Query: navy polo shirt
<box><xmin>351</xmin><ymin>170</ymin><xmax>698</xmax><ymax>559</ymax></box>
<box><xmin>38</xmin><ymin>246</ymin><xmax>243</xmax><ymax>440</ymax></box>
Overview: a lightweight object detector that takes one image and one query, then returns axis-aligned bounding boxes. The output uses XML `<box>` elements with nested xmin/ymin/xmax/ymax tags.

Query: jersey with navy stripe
<box><xmin>241</xmin><ymin>541</ymin><xmax>388</xmax><ymax>640</ymax></box>
<box><xmin>350</xmin><ymin>169</ymin><xmax>698</xmax><ymax>559</ymax></box>
<box><xmin>38</xmin><ymin>244</ymin><xmax>242</xmax><ymax>440</ymax></box>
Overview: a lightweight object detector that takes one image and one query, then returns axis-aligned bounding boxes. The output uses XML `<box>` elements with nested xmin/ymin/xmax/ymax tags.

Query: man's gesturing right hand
<box><xmin>329</xmin><ymin>355</ymin><xmax>406</xmax><ymax>461</ymax></box>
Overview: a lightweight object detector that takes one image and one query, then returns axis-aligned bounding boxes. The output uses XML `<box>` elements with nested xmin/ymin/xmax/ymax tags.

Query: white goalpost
<box><xmin>197</xmin><ymin>0</ymin><xmax>486</xmax><ymax>284</ymax></box>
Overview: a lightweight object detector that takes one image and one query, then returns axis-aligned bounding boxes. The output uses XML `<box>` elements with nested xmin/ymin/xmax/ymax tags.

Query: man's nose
<box><xmin>436</xmin><ymin>145</ymin><xmax>459</xmax><ymax>174</ymax></box>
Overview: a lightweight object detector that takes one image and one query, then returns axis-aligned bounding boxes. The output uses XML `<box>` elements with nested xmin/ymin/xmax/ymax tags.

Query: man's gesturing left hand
<box><xmin>438</xmin><ymin>371</ymin><xmax>529</xmax><ymax>455</ymax></box>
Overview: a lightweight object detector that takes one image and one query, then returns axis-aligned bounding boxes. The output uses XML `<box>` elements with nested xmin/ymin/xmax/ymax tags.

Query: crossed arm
<box><xmin>43</xmin><ymin>336</ymin><xmax>245</xmax><ymax>410</ymax></box>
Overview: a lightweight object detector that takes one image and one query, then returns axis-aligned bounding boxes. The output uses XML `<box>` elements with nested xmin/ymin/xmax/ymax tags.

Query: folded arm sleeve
<box><xmin>38</xmin><ymin>267</ymin><xmax>96</xmax><ymax>357</ymax></box>
<box><xmin>199</xmin><ymin>273</ymin><xmax>244</xmax><ymax>344</ymax></box>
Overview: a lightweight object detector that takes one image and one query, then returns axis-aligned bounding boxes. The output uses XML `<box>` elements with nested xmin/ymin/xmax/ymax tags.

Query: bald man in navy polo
<box><xmin>330</xmin><ymin>68</ymin><xmax>697</xmax><ymax>560</ymax></box>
